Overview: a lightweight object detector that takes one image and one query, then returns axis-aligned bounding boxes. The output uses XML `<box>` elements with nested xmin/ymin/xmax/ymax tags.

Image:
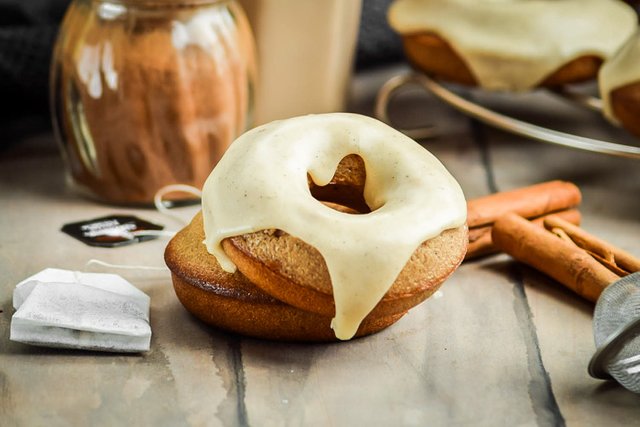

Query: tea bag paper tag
<box><xmin>61</xmin><ymin>215</ymin><xmax>163</xmax><ymax>247</ymax></box>
<box><xmin>10</xmin><ymin>268</ymin><xmax>151</xmax><ymax>353</ymax></box>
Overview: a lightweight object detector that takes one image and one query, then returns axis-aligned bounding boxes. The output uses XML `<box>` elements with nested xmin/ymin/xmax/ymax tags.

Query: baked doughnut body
<box><xmin>165</xmin><ymin>213</ymin><xmax>407</xmax><ymax>341</ymax></box>
<box><xmin>388</xmin><ymin>0</ymin><xmax>637</xmax><ymax>91</ymax></box>
<box><xmin>201</xmin><ymin>113</ymin><xmax>467</xmax><ymax>339</ymax></box>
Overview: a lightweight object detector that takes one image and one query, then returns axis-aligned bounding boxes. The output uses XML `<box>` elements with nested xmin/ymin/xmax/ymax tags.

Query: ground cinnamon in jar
<box><xmin>52</xmin><ymin>0</ymin><xmax>255</xmax><ymax>204</ymax></box>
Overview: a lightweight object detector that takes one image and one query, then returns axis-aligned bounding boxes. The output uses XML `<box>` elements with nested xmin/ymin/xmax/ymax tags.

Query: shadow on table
<box><xmin>588</xmin><ymin>380</ymin><xmax>640</xmax><ymax>401</ymax></box>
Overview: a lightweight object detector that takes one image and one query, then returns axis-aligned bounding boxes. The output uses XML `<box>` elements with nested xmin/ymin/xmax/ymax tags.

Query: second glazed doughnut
<box><xmin>388</xmin><ymin>0</ymin><xmax>637</xmax><ymax>91</ymax></box>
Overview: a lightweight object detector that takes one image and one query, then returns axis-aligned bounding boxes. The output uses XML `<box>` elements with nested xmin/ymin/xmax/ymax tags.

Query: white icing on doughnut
<box><xmin>600</xmin><ymin>29</ymin><xmax>640</xmax><ymax>124</ymax></box>
<box><xmin>201</xmin><ymin>113</ymin><xmax>466</xmax><ymax>340</ymax></box>
<box><xmin>388</xmin><ymin>0</ymin><xmax>637</xmax><ymax>91</ymax></box>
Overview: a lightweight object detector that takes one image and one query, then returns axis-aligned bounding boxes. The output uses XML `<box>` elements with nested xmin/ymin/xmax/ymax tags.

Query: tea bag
<box><xmin>10</xmin><ymin>268</ymin><xmax>151</xmax><ymax>352</ymax></box>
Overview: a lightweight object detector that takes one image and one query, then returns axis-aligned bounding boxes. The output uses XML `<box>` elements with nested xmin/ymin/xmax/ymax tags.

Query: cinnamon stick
<box><xmin>467</xmin><ymin>180</ymin><xmax>581</xmax><ymax>228</ymax></box>
<box><xmin>492</xmin><ymin>213</ymin><xmax>619</xmax><ymax>302</ymax></box>
<box><xmin>544</xmin><ymin>215</ymin><xmax>640</xmax><ymax>274</ymax></box>
<box><xmin>466</xmin><ymin>208</ymin><xmax>581</xmax><ymax>260</ymax></box>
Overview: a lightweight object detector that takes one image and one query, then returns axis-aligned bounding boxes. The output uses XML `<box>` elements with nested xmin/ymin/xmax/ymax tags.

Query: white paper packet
<box><xmin>10</xmin><ymin>268</ymin><xmax>151</xmax><ymax>352</ymax></box>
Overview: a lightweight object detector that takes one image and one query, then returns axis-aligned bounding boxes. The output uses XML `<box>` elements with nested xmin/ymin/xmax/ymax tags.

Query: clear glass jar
<box><xmin>51</xmin><ymin>0</ymin><xmax>256</xmax><ymax>205</ymax></box>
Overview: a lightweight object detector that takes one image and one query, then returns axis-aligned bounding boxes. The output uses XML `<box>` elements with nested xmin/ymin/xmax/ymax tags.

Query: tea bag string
<box><xmin>153</xmin><ymin>184</ymin><xmax>203</xmax><ymax>227</ymax></box>
<box><xmin>85</xmin><ymin>184</ymin><xmax>202</xmax><ymax>273</ymax></box>
<box><xmin>85</xmin><ymin>259</ymin><xmax>169</xmax><ymax>272</ymax></box>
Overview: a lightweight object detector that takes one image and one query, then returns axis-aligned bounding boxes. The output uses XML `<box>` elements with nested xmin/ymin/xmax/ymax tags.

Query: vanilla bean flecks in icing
<box><xmin>600</xmin><ymin>29</ymin><xmax>640</xmax><ymax>124</ymax></box>
<box><xmin>201</xmin><ymin>113</ymin><xmax>466</xmax><ymax>340</ymax></box>
<box><xmin>388</xmin><ymin>0</ymin><xmax>637</xmax><ymax>91</ymax></box>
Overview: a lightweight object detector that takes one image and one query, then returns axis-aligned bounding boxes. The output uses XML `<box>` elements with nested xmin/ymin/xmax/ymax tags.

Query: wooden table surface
<box><xmin>2</xmin><ymin>65</ymin><xmax>640</xmax><ymax>426</ymax></box>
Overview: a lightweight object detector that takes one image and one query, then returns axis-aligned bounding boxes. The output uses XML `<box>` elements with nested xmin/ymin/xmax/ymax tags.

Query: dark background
<box><xmin>0</xmin><ymin>0</ymin><xmax>403</xmax><ymax>149</ymax></box>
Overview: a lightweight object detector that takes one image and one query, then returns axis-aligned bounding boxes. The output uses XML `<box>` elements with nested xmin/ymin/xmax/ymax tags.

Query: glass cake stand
<box><xmin>375</xmin><ymin>72</ymin><xmax>640</xmax><ymax>160</ymax></box>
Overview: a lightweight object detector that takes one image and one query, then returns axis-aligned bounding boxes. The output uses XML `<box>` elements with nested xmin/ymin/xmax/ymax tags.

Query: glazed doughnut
<box><xmin>600</xmin><ymin>30</ymin><xmax>640</xmax><ymax>138</ymax></box>
<box><xmin>165</xmin><ymin>154</ymin><xmax>465</xmax><ymax>341</ymax></box>
<box><xmin>199</xmin><ymin>113</ymin><xmax>467</xmax><ymax>339</ymax></box>
<box><xmin>388</xmin><ymin>0</ymin><xmax>637</xmax><ymax>91</ymax></box>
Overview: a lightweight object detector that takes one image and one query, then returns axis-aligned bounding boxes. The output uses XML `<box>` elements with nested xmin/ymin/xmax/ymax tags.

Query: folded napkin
<box><xmin>10</xmin><ymin>268</ymin><xmax>151</xmax><ymax>352</ymax></box>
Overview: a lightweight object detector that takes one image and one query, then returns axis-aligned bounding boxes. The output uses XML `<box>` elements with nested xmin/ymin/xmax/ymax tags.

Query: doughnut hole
<box><xmin>308</xmin><ymin>154</ymin><xmax>371</xmax><ymax>214</ymax></box>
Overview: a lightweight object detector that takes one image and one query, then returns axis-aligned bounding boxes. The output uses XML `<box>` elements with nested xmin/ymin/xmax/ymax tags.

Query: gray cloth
<box><xmin>0</xmin><ymin>0</ymin><xmax>68</xmax><ymax>104</ymax></box>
